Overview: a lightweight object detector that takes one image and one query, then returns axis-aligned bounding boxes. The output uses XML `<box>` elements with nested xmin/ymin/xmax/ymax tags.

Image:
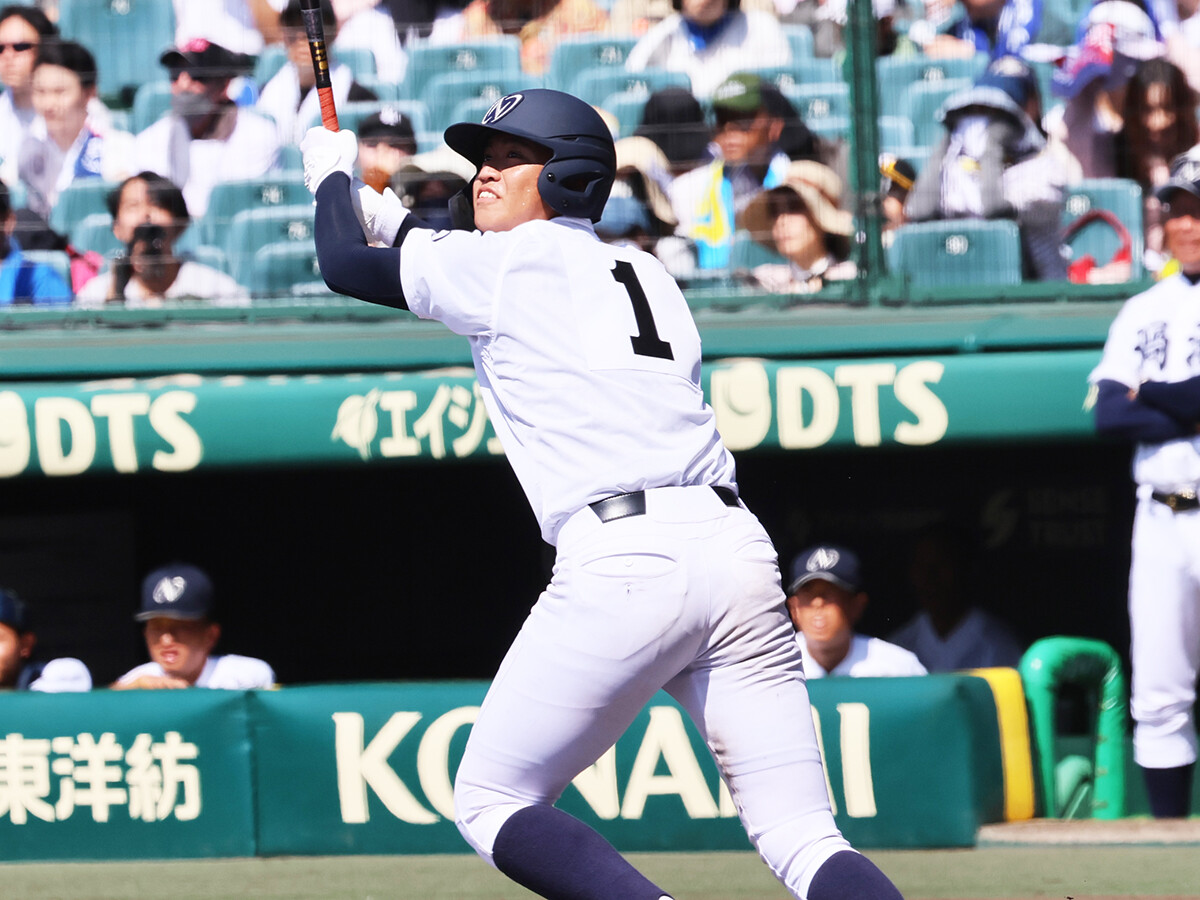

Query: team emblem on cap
<box><xmin>1171</xmin><ymin>155</ymin><xmax>1200</xmax><ymax>186</ymax></box>
<box><xmin>153</xmin><ymin>576</ymin><xmax>187</xmax><ymax>605</ymax></box>
<box><xmin>807</xmin><ymin>548</ymin><xmax>839</xmax><ymax>571</ymax></box>
<box><xmin>483</xmin><ymin>93</ymin><xmax>524</xmax><ymax>125</ymax></box>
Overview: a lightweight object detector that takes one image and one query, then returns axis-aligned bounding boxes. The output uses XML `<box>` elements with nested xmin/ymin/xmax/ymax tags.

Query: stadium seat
<box><xmin>888</xmin><ymin>219</ymin><xmax>1023</xmax><ymax>289</ymax></box>
<box><xmin>332</xmin><ymin>47</ymin><xmax>376</xmax><ymax>82</ymax></box>
<box><xmin>878</xmin><ymin>115</ymin><xmax>916</xmax><ymax>155</ymax></box>
<box><xmin>254</xmin><ymin>45</ymin><xmax>289</xmax><ymax>89</ymax></box>
<box><xmin>131</xmin><ymin>80</ymin><xmax>173</xmax><ymax>134</ymax></box>
<box><xmin>875</xmin><ymin>54</ymin><xmax>987</xmax><ymax>117</ymax></box>
<box><xmin>729</xmin><ymin>230</ymin><xmax>787</xmax><ymax>273</ymax></box>
<box><xmin>245</xmin><ymin>240</ymin><xmax>328</xmax><ymax>298</ymax></box>
<box><xmin>805</xmin><ymin>115</ymin><xmax>849</xmax><ymax>142</ymax></box>
<box><xmin>57</xmin><ymin>0</ymin><xmax>176</xmax><ymax>105</ymax></box>
<box><xmin>220</xmin><ymin>204</ymin><xmax>317</xmax><ymax>284</ymax></box>
<box><xmin>1062</xmin><ymin>178</ymin><xmax>1145</xmax><ymax>280</ymax></box>
<box><xmin>754</xmin><ymin>59</ymin><xmax>842</xmax><ymax>94</ymax></box>
<box><xmin>303</xmin><ymin>99</ymin><xmax>431</xmax><ymax>139</ymax></box>
<box><xmin>277</xmin><ymin>143</ymin><xmax>304</xmax><ymax>173</ymax></box>
<box><xmin>48</xmin><ymin>179</ymin><xmax>119</xmax><ymax>237</ymax></box>
<box><xmin>70</xmin><ymin>212</ymin><xmax>121</xmax><ymax>258</ymax></box>
<box><xmin>199</xmin><ymin>176</ymin><xmax>313</xmax><ymax>249</ymax></box>
<box><xmin>782</xmin><ymin>24</ymin><xmax>815</xmax><ymax>60</ymax></box>
<box><xmin>422</xmin><ymin>70</ymin><xmax>526</xmax><ymax>132</ymax></box>
<box><xmin>600</xmin><ymin>89</ymin><xmax>650</xmax><ymax>138</ymax></box>
<box><xmin>899</xmin><ymin>77</ymin><xmax>974</xmax><ymax>151</ymax></box>
<box><xmin>356</xmin><ymin>76</ymin><xmax>402</xmax><ymax>102</ymax></box>
<box><xmin>546</xmin><ymin>36</ymin><xmax>639</xmax><ymax>94</ymax></box>
<box><xmin>403</xmin><ymin>38</ymin><xmax>522</xmax><ymax>103</ymax></box>
<box><xmin>570</xmin><ymin>68</ymin><xmax>692</xmax><ymax>110</ymax></box>
<box><xmin>779</xmin><ymin>81</ymin><xmax>850</xmax><ymax>123</ymax></box>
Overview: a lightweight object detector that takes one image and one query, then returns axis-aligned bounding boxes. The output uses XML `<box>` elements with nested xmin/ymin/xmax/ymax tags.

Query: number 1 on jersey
<box><xmin>611</xmin><ymin>261</ymin><xmax>674</xmax><ymax>361</ymax></box>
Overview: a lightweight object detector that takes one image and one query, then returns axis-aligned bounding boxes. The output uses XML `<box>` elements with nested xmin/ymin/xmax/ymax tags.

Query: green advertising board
<box><xmin>0</xmin><ymin>351</ymin><xmax>1098</xmax><ymax>479</ymax></box>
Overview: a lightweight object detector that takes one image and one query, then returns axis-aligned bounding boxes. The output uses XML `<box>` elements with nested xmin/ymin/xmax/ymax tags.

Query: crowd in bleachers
<box><xmin>1</xmin><ymin>0</ymin><xmax>1199</xmax><ymax>307</ymax></box>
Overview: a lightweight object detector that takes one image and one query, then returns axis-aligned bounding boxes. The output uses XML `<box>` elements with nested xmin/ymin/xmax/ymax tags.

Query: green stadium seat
<box><xmin>131</xmin><ymin>80</ymin><xmax>173</xmax><ymax>134</ymax></box>
<box><xmin>356</xmin><ymin>76</ymin><xmax>403</xmax><ymax>102</ymax></box>
<box><xmin>780</xmin><ymin>81</ymin><xmax>850</xmax><ymax>123</ymax></box>
<box><xmin>254</xmin><ymin>45</ymin><xmax>289</xmax><ymax>89</ymax></box>
<box><xmin>600</xmin><ymin>89</ymin><xmax>650</xmax><ymax>139</ymax></box>
<box><xmin>70</xmin><ymin>212</ymin><xmax>121</xmax><ymax>258</ymax></box>
<box><xmin>546</xmin><ymin>36</ymin><xmax>639</xmax><ymax>93</ymax></box>
<box><xmin>729</xmin><ymin>230</ymin><xmax>787</xmax><ymax>273</ymax></box>
<box><xmin>48</xmin><ymin>179</ymin><xmax>119</xmax><ymax>236</ymax></box>
<box><xmin>403</xmin><ymin>38</ymin><xmax>522</xmax><ymax>103</ymax></box>
<box><xmin>186</xmin><ymin>243</ymin><xmax>231</xmax><ymax>276</ymax></box>
<box><xmin>878</xmin><ymin>115</ymin><xmax>916</xmax><ymax>155</ymax></box>
<box><xmin>754</xmin><ymin>59</ymin><xmax>842</xmax><ymax>93</ymax></box>
<box><xmin>221</xmin><ymin>204</ymin><xmax>317</xmax><ymax>284</ymax></box>
<box><xmin>423</xmin><ymin>71</ymin><xmax>526</xmax><ymax>132</ymax></box>
<box><xmin>875</xmin><ymin>54</ymin><xmax>987</xmax><ymax>117</ymax></box>
<box><xmin>782</xmin><ymin>24</ymin><xmax>815</xmax><ymax>60</ymax></box>
<box><xmin>900</xmin><ymin>77</ymin><xmax>974</xmax><ymax>151</ymax></box>
<box><xmin>246</xmin><ymin>240</ymin><xmax>329</xmax><ymax>298</ymax></box>
<box><xmin>277</xmin><ymin>143</ymin><xmax>304</xmax><ymax>173</ymax></box>
<box><xmin>805</xmin><ymin>115</ymin><xmax>849</xmax><ymax>141</ymax></box>
<box><xmin>888</xmin><ymin>219</ymin><xmax>1023</xmax><ymax>289</ymax></box>
<box><xmin>570</xmin><ymin>68</ymin><xmax>692</xmax><ymax>110</ymax></box>
<box><xmin>332</xmin><ymin>47</ymin><xmax>376</xmax><ymax>82</ymax></box>
<box><xmin>1062</xmin><ymin>178</ymin><xmax>1145</xmax><ymax>280</ymax></box>
<box><xmin>57</xmin><ymin>0</ymin><xmax>176</xmax><ymax>104</ymax></box>
<box><xmin>199</xmin><ymin>176</ymin><xmax>313</xmax><ymax>249</ymax></box>
<box><xmin>303</xmin><ymin>99</ymin><xmax>431</xmax><ymax>140</ymax></box>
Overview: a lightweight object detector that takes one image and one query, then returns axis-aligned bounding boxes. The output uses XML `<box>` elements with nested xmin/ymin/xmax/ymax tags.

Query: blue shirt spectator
<box><xmin>0</xmin><ymin>178</ymin><xmax>69</xmax><ymax>304</ymax></box>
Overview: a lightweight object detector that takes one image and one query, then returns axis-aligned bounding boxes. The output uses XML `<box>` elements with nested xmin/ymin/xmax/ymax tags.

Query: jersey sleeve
<box><xmin>29</xmin><ymin>657</ymin><xmax>92</xmax><ymax>692</ymax></box>
<box><xmin>1088</xmin><ymin>296</ymin><xmax>1147</xmax><ymax>388</ymax></box>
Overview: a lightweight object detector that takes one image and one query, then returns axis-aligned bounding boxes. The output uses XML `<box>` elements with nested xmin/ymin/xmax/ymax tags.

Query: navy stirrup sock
<box><xmin>1142</xmin><ymin>763</ymin><xmax>1195</xmax><ymax>818</ymax></box>
<box><xmin>491</xmin><ymin>805</ymin><xmax>670</xmax><ymax>900</ymax></box>
<box><xmin>808</xmin><ymin>849</ymin><xmax>905</xmax><ymax>900</ymax></box>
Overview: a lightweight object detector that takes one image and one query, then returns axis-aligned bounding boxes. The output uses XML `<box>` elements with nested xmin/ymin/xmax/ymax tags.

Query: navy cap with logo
<box><xmin>787</xmin><ymin>544</ymin><xmax>863</xmax><ymax>596</ymax></box>
<box><xmin>0</xmin><ymin>588</ymin><xmax>29</xmax><ymax>633</ymax></box>
<box><xmin>136</xmin><ymin>564</ymin><xmax>214</xmax><ymax>622</ymax></box>
<box><xmin>1155</xmin><ymin>149</ymin><xmax>1200</xmax><ymax>205</ymax></box>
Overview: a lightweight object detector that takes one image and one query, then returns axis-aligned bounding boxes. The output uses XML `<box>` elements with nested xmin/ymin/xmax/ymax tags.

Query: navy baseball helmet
<box><xmin>444</xmin><ymin>89</ymin><xmax>617</xmax><ymax>223</ymax></box>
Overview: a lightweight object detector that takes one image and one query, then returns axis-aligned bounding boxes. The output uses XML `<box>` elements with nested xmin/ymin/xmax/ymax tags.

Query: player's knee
<box><xmin>453</xmin><ymin>776</ymin><xmax>522</xmax><ymax>865</ymax></box>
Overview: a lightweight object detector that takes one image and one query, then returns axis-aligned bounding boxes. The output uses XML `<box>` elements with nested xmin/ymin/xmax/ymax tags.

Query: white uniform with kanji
<box><xmin>396</xmin><ymin>216</ymin><xmax>852</xmax><ymax>895</ymax></box>
<box><xmin>1089</xmin><ymin>273</ymin><xmax>1200</xmax><ymax>770</ymax></box>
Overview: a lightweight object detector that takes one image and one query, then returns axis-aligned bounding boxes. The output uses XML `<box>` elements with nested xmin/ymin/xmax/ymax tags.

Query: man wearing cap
<box><xmin>0</xmin><ymin>587</ymin><xmax>91</xmax><ymax>692</ymax></box>
<box><xmin>112</xmin><ymin>563</ymin><xmax>274</xmax><ymax>690</ymax></box>
<box><xmin>1088</xmin><ymin>146</ymin><xmax>1200</xmax><ymax>818</ymax></box>
<box><xmin>133</xmin><ymin>38</ymin><xmax>279</xmax><ymax>218</ymax></box>
<box><xmin>785</xmin><ymin>546</ymin><xmax>926</xmax><ymax>679</ymax></box>
<box><xmin>668</xmin><ymin>72</ymin><xmax>790</xmax><ymax>270</ymax></box>
<box><xmin>356</xmin><ymin>108</ymin><xmax>417</xmax><ymax>194</ymax></box>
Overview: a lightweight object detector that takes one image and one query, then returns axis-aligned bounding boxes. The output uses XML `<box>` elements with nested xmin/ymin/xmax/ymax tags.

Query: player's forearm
<box><xmin>1135</xmin><ymin>376</ymin><xmax>1200</xmax><ymax>421</ymax></box>
<box><xmin>314</xmin><ymin>173</ymin><xmax>409</xmax><ymax>309</ymax></box>
<box><xmin>1093</xmin><ymin>379</ymin><xmax>1193</xmax><ymax>442</ymax></box>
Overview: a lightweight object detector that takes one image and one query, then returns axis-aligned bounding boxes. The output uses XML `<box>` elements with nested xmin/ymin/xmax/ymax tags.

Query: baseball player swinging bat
<box><xmin>299</xmin><ymin>0</ymin><xmax>339</xmax><ymax>131</ymax></box>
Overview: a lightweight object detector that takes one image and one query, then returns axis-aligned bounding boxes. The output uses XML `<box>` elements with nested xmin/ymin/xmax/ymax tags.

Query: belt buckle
<box><xmin>1166</xmin><ymin>488</ymin><xmax>1197</xmax><ymax>511</ymax></box>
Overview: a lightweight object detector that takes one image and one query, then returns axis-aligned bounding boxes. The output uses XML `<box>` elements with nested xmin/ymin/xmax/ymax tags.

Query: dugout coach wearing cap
<box><xmin>785</xmin><ymin>545</ymin><xmax>926</xmax><ymax>679</ymax></box>
<box><xmin>1089</xmin><ymin>146</ymin><xmax>1200</xmax><ymax>818</ymax></box>
<box><xmin>112</xmin><ymin>563</ymin><xmax>274</xmax><ymax>690</ymax></box>
<box><xmin>0</xmin><ymin>586</ymin><xmax>91</xmax><ymax>691</ymax></box>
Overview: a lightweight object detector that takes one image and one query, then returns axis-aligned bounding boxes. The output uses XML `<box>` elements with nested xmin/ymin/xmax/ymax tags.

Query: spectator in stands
<box><xmin>905</xmin><ymin>54</ymin><xmax>1069</xmax><ymax>280</ymax></box>
<box><xmin>74</xmin><ymin>172</ymin><xmax>248</xmax><ymax>307</ymax></box>
<box><xmin>112</xmin><ymin>562</ymin><xmax>275</xmax><ymax>690</ymax></box>
<box><xmin>134</xmin><ymin>38</ymin><xmax>280</xmax><ymax>218</ymax></box>
<box><xmin>668</xmin><ymin>72</ymin><xmax>791</xmax><ymax>269</ymax></box>
<box><xmin>784</xmin><ymin>545</ymin><xmax>927</xmax><ymax>678</ymax></box>
<box><xmin>632</xmin><ymin>85</ymin><xmax>714</xmax><ymax>177</ymax></box>
<box><xmin>1118</xmin><ymin>57</ymin><xmax>1199</xmax><ymax>264</ymax></box>
<box><xmin>0</xmin><ymin>586</ymin><xmax>91</xmax><ymax>692</ymax></box>
<box><xmin>735</xmin><ymin>158</ymin><xmax>856</xmax><ymax>293</ymax></box>
<box><xmin>329</xmin><ymin>0</ymin><xmax>409</xmax><ymax>83</ymax></box>
<box><xmin>17</xmin><ymin>40</ymin><xmax>133</xmax><ymax>222</ymax></box>
<box><xmin>798</xmin><ymin>0</ymin><xmax>915</xmax><ymax>59</ymax></box>
<box><xmin>256</xmin><ymin>0</ymin><xmax>379</xmax><ymax>146</ymax></box>
<box><xmin>888</xmin><ymin>522</ymin><xmax>1024</xmax><ymax>672</ymax></box>
<box><xmin>0</xmin><ymin>178</ymin><xmax>71</xmax><ymax>303</ymax></box>
<box><xmin>431</xmin><ymin>0</ymin><xmax>609</xmax><ymax>76</ymax></box>
<box><xmin>0</xmin><ymin>4</ymin><xmax>57</xmax><ymax>187</ymax></box>
<box><xmin>907</xmin><ymin>0</ymin><xmax>1062</xmax><ymax>59</ymax></box>
<box><xmin>357</xmin><ymin>107</ymin><xmax>418</xmax><ymax>193</ymax></box>
<box><xmin>381</xmin><ymin>0</ymin><xmax>467</xmax><ymax>42</ymax></box>
<box><xmin>390</xmin><ymin>145</ymin><xmax>473</xmax><ymax>229</ymax></box>
<box><xmin>173</xmin><ymin>0</ymin><xmax>280</xmax><ymax>56</ymax></box>
<box><xmin>879</xmin><ymin>153</ymin><xmax>915</xmax><ymax>239</ymax></box>
<box><xmin>624</xmin><ymin>0</ymin><xmax>791</xmax><ymax>99</ymax></box>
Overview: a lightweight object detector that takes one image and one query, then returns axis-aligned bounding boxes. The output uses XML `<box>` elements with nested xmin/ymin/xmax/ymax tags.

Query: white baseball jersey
<box><xmin>798</xmin><ymin>633</ymin><xmax>928</xmax><ymax>679</ymax></box>
<box><xmin>399</xmin><ymin>216</ymin><xmax>738</xmax><ymax>545</ymax></box>
<box><xmin>888</xmin><ymin>608</ymin><xmax>1023</xmax><ymax>672</ymax></box>
<box><xmin>117</xmin><ymin>654</ymin><xmax>275</xmax><ymax>689</ymax></box>
<box><xmin>1089</xmin><ymin>273</ymin><xmax>1200</xmax><ymax>492</ymax></box>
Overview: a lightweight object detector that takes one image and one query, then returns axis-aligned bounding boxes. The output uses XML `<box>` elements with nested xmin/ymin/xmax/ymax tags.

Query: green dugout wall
<box><xmin>0</xmin><ymin>675</ymin><xmax>1012</xmax><ymax>860</ymax></box>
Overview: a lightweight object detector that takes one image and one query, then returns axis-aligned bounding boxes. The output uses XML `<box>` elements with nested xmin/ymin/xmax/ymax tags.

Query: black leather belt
<box><xmin>589</xmin><ymin>486</ymin><xmax>739</xmax><ymax>523</ymax></box>
<box><xmin>1151</xmin><ymin>490</ymin><xmax>1200</xmax><ymax>512</ymax></box>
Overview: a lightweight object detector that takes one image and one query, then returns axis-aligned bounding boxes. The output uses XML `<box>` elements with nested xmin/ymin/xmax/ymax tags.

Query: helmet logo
<box><xmin>482</xmin><ymin>93</ymin><xmax>524</xmax><ymax>124</ymax></box>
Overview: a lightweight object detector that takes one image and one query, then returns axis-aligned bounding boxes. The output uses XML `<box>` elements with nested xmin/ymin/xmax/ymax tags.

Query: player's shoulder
<box><xmin>859</xmin><ymin>635</ymin><xmax>928</xmax><ymax>676</ymax></box>
<box><xmin>210</xmin><ymin>654</ymin><xmax>276</xmax><ymax>688</ymax></box>
<box><xmin>117</xmin><ymin>661</ymin><xmax>162</xmax><ymax>684</ymax></box>
<box><xmin>28</xmin><ymin>657</ymin><xmax>93</xmax><ymax>692</ymax></box>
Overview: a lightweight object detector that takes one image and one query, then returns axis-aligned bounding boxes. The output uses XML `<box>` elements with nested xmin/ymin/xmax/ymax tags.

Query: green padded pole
<box><xmin>1019</xmin><ymin>636</ymin><xmax>1128</xmax><ymax>819</ymax></box>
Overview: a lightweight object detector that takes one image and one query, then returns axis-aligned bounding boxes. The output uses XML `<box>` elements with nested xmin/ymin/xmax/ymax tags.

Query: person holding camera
<box><xmin>74</xmin><ymin>171</ymin><xmax>248</xmax><ymax>307</ymax></box>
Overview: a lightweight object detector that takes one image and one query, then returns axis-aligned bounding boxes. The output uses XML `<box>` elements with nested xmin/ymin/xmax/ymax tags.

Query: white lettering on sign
<box><xmin>0</xmin><ymin>731</ymin><xmax>201</xmax><ymax>824</ymax></box>
<box><xmin>713</xmin><ymin>361</ymin><xmax>949</xmax><ymax>450</ymax></box>
<box><xmin>332</xmin><ymin>704</ymin><xmax>877</xmax><ymax>826</ymax></box>
<box><xmin>333</xmin><ymin>385</ymin><xmax>503</xmax><ymax>461</ymax></box>
<box><xmin>0</xmin><ymin>391</ymin><xmax>202</xmax><ymax>478</ymax></box>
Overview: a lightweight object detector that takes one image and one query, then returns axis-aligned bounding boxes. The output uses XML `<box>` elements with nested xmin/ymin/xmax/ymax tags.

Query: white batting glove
<box><xmin>351</xmin><ymin>178</ymin><xmax>409</xmax><ymax>247</ymax></box>
<box><xmin>300</xmin><ymin>126</ymin><xmax>359</xmax><ymax>194</ymax></box>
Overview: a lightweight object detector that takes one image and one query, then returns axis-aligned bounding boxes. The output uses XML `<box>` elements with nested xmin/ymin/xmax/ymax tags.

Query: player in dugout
<box><xmin>300</xmin><ymin>88</ymin><xmax>905</xmax><ymax>900</ymax></box>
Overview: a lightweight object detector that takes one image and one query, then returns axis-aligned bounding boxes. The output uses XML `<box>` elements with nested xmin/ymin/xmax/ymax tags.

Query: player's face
<box><xmin>143</xmin><ymin>617</ymin><xmax>220</xmax><ymax>684</ymax></box>
<box><xmin>0</xmin><ymin>16</ymin><xmax>39</xmax><ymax>92</ymax></box>
<box><xmin>32</xmin><ymin>63</ymin><xmax>92</xmax><ymax>144</ymax></box>
<box><xmin>786</xmin><ymin>580</ymin><xmax>864</xmax><ymax>652</ymax></box>
<box><xmin>473</xmin><ymin>136</ymin><xmax>554</xmax><ymax>233</ymax></box>
<box><xmin>0</xmin><ymin>622</ymin><xmax>34</xmax><ymax>689</ymax></box>
<box><xmin>1164</xmin><ymin>191</ymin><xmax>1200</xmax><ymax>272</ymax></box>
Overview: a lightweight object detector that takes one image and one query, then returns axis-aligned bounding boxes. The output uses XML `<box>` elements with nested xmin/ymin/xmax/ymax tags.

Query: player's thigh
<box><xmin>1130</xmin><ymin>503</ymin><xmax>1198</xmax><ymax>676</ymax></box>
<box><xmin>457</xmin><ymin>522</ymin><xmax>703</xmax><ymax>805</ymax></box>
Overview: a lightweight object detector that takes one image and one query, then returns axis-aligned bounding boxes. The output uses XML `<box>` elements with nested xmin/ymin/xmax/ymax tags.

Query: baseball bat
<box><xmin>299</xmin><ymin>0</ymin><xmax>339</xmax><ymax>131</ymax></box>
